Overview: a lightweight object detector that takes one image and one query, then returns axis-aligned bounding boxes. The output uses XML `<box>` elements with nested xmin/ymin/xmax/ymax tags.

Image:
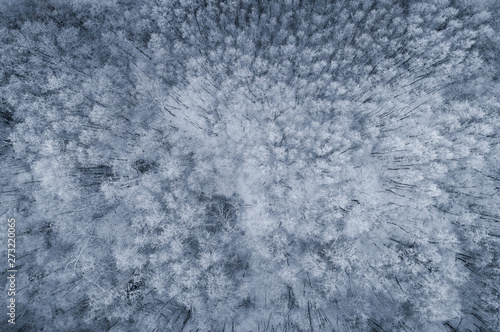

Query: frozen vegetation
<box><xmin>1</xmin><ymin>0</ymin><xmax>500</xmax><ymax>330</ymax></box>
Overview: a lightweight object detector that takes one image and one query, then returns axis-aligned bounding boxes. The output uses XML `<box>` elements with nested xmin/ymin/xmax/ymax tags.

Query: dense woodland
<box><xmin>1</xmin><ymin>0</ymin><xmax>500</xmax><ymax>331</ymax></box>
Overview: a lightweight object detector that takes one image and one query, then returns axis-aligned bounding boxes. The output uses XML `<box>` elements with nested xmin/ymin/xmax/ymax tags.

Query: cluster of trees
<box><xmin>1</xmin><ymin>0</ymin><xmax>499</xmax><ymax>330</ymax></box>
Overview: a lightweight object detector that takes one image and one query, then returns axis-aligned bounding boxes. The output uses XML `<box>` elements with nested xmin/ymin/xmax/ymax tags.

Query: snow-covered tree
<box><xmin>1</xmin><ymin>0</ymin><xmax>499</xmax><ymax>330</ymax></box>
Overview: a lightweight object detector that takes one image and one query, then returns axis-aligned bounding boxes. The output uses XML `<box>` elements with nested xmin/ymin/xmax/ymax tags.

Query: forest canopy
<box><xmin>1</xmin><ymin>0</ymin><xmax>500</xmax><ymax>331</ymax></box>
